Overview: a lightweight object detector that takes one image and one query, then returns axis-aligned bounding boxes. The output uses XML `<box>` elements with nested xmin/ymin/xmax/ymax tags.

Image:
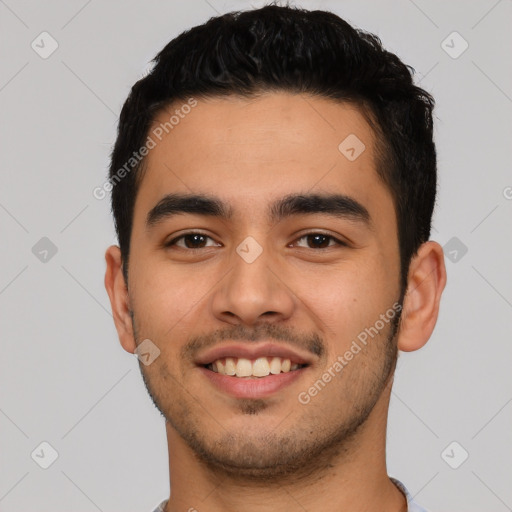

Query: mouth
<box><xmin>202</xmin><ymin>356</ymin><xmax>308</xmax><ymax>378</ymax></box>
<box><xmin>195</xmin><ymin>342</ymin><xmax>314</xmax><ymax>399</ymax></box>
<box><xmin>197</xmin><ymin>349</ymin><xmax>312</xmax><ymax>399</ymax></box>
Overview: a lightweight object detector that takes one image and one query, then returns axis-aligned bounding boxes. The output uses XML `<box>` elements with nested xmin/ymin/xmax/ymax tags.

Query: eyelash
<box><xmin>165</xmin><ymin>231</ymin><xmax>347</xmax><ymax>250</ymax></box>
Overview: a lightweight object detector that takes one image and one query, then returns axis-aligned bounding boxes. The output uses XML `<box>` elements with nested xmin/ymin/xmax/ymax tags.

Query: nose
<box><xmin>210</xmin><ymin>239</ymin><xmax>295</xmax><ymax>326</ymax></box>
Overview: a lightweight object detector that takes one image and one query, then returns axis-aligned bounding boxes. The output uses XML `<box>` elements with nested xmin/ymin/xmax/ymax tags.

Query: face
<box><xmin>125</xmin><ymin>93</ymin><xmax>402</xmax><ymax>479</ymax></box>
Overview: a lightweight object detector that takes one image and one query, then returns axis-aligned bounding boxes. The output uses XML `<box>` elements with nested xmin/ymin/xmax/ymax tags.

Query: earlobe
<box><xmin>397</xmin><ymin>241</ymin><xmax>447</xmax><ymax>352</ymax></box>
<box><xmin>104</xmin><ymin>245</ymin><xmax>136</xmax><ymax>354</ymax></box>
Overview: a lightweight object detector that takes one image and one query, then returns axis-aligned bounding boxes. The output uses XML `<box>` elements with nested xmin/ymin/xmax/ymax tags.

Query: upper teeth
<box><xmin>209</xmin><ymin>357</ymin><xmax>302</xmax><ymax>377</ymax></box>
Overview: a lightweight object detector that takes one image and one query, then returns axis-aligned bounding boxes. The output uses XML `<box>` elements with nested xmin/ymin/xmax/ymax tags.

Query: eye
<box><xmin>164</xmin><ymin>231</ymin><xmax>346</xmax><ymax>251</ymax></box>
<box><xmin>292</xmin><ymin>232</ymin><xmax>346</xmax><ymax>249</ymax></box>
<box><xmin>165</xmin><ymin>232</ymin><xmax>220</xmax><ymax>250</ymax></box>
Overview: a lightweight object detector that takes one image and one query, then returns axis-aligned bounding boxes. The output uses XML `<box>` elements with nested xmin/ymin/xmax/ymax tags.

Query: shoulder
<box><xmin>390</xmin><ymin>477</ymin><xmax>431</xmax><ymax>512</ymax></box>
<box><xmin>150</xmin><ymin>500</ymin><xmax>168</xmax><ymax>512</ymax></box>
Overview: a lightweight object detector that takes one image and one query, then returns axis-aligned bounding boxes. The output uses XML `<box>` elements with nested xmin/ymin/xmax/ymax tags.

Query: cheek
<box><xmin>290</xmin><ymin>261</ymin><xmax>396</xmax><ymax>344</ymax></box>
<box><xmin>129</xmin><ymin>258</ymin><xmax>200</xmax><ymax>334</ymax></box>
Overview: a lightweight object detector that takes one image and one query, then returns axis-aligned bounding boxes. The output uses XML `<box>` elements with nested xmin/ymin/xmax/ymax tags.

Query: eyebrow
<box><xmin>145</xmin><ymin>192</ymin><xmax>371</xmax><ymax>229</ymax></box>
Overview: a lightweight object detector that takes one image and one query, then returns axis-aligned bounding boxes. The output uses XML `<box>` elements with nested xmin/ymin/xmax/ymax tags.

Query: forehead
<box><xmin>135</xmin><ymin>92</ymin><xmax>390</xmax><ymax>222</ymax></box>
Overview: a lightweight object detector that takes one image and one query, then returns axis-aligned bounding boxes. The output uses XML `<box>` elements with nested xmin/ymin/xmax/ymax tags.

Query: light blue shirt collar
<box><xmin>151</xmin><ymin>478</ymin><xmax>430</xmax><ymax>512</ymax></box>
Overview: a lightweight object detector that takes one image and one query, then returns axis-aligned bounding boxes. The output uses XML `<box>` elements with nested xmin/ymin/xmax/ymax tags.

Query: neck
<box><xmin>163</xmin><ymin>380</ymin><xmax>406</xmax><ymax>512</ymax></box>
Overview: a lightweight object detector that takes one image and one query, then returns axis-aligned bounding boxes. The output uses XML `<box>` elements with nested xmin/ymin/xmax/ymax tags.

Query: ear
<box><xmin>104</xmin><ymin>245</ymin><xmax>136</xmax><ymax>354</ymax></box>
<box><xmin>397</xmin><ymin>241</ymin><xmax>447</xmax><ymax>352</ymax></box>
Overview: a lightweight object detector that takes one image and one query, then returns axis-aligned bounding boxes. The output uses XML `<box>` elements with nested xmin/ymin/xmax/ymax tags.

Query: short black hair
<box><xmin>108</xmin><ymin>4</ymin><xmax>436</xmax><ymax>289</ymax></box>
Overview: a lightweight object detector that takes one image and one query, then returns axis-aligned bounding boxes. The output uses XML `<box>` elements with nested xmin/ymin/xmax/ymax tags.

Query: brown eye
<box><xmin>294</xmin><ymin>233</ymin><xmax>345</xmax><ymax>249</ymax></box>
<box><xmin>166</xmin><ymin>232</ymin><xmax>218</xmax><ymax>249</ymax></box>
<box><xmin>306</xmin><ymin>234</ymin><xmax>331</xmax><ymax>249</ymax></box>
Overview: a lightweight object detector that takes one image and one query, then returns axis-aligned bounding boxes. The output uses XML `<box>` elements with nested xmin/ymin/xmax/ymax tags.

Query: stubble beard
<box><xmin>134</xmin><ymin>312</ymin><xmax>400</xmax><ymax>484</ymax></box>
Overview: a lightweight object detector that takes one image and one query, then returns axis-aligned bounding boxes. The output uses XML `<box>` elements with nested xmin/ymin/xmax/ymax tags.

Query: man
<box><xmin>104</xmin><ymin>4</ymin><xmax>446</xmax><ymax>511</ymax></box>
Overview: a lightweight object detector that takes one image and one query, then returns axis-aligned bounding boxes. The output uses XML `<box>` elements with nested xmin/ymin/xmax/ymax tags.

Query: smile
<box><xmin>204</xmin><ymin>356</ymin><xmax>307</xmax><ymax>378</ymax></box>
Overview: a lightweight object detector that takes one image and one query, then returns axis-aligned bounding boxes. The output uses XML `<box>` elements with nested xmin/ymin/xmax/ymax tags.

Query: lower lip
<box><xmin>198</xmin><ymin>366</ymin><xmax>308</xmax><ymax>399</ymax></box>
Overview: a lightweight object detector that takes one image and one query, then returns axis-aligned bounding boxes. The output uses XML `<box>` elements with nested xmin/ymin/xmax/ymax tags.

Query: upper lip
<box><xmin>195</xmin><ymin>342</ymin><xmax>315</xmax><ymax>366</ymax></box>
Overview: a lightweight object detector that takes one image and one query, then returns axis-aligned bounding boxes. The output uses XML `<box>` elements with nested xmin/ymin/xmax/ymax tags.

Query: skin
<box><xmin>105</xmin><ymin>92</ymin><xmax>446</xmax><ymax>512</ymax></box>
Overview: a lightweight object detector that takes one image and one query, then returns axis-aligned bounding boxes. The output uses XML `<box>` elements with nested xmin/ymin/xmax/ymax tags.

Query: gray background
<box><xmin>1</xmin><ymin>0</ymin><xmax>511</xmax><ymax>511</ymax></box>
